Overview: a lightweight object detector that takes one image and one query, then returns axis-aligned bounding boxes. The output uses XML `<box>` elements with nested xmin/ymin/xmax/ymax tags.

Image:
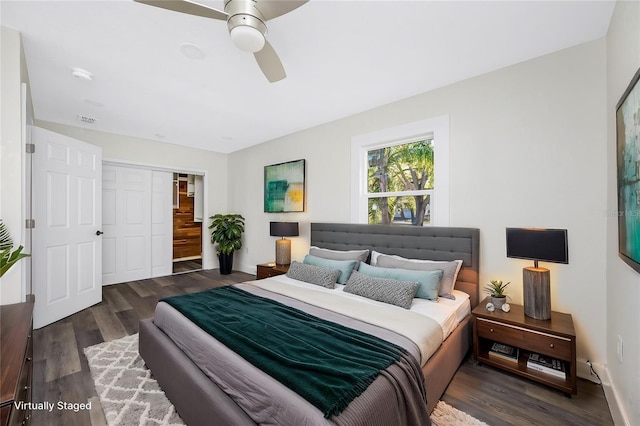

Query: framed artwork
<box><xmin>616</xmin><ymin>67</ymin><xmax>640</xmax><ymax>274</ymax></box>
<box><xmin>264</xmin><ymin>159</ymin><xmax>305</xmax><ymax>212</ymax></box>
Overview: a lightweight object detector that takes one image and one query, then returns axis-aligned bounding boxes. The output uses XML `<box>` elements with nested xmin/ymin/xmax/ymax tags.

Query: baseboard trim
<box><xmin>602</xmin><ymin>365</ymin><xmax>631</xmax><ymax>426</ymax></box>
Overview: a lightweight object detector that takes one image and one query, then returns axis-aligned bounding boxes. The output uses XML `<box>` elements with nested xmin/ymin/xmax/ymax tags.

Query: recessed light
<box><xmin>72</xmin><ymin>67</ymin><xmax>93</xmax><ymax>81</ymax></box>
<box><xmin>180</xmin><ymin>43</ymin><xmax>205</xmax><ymax>60</ymax></box>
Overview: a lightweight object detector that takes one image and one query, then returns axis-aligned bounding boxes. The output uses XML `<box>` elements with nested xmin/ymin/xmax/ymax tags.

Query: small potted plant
<box><xmin>208</xmin><ymin>214</ymin><xmax>245</xmax><ymax>275</ymax></box>
<box><xmin>484</xmin><ymin>280</ymin><xmax>510</xmax><ymax>310</ymax></box>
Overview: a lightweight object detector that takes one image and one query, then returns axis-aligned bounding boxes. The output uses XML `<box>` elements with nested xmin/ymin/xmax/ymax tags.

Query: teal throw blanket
<box><xmin>162</xmin><ymin>286</ymin><xmax>407</xmax><ymax>418</ymax></box>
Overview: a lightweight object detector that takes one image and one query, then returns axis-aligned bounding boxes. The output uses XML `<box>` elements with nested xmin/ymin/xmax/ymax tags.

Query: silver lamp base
<box><xmin>275</xmin><ymin>238</ymin><xmax>291</xmax><ymax>265</ymax></box>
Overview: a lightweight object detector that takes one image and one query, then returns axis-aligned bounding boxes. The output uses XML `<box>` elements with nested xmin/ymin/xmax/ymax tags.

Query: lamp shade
<box><xmin>506</xmin><ymin>228</ymin><xmax>568</xmax><ymax>264</ymax></box>
<box><xmin>270</xmin><ymin>222</ymin><xmax>299</xmax><ymax>237</ymax></box>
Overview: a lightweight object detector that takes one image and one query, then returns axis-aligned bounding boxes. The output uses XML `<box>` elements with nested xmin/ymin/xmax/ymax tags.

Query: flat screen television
<box><xmin>506</xmin><ymin>228</ymin><xmax>568</xmax><ymax>265</ymax></box>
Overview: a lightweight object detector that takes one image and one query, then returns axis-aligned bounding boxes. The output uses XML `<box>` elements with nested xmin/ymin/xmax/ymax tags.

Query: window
<box><xmin>351</xmin><ymin>116</ymin><xmax>449</xmax><ymax>226</ymax></box>
<box><xmin>367</xmin><ymin>139</ymin><xmax>434</xmax><ymax>225</ymax></box>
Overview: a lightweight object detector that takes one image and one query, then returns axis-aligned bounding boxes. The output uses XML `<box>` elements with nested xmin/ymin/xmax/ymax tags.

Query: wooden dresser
<box><xmin>0</xmin><ymin>295</ymin><xmax>34</xmax><ymax>426</ymax></box>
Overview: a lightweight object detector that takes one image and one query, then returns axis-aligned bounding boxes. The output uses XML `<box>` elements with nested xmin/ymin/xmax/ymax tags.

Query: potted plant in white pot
<box><xmin>484</xmin><ymin>280</ymin><xmax>510</xmax><ymax>310</ymax></box>
<box><xmin>208</xmin><ymin>214</ymin><xmax>245</xmax><ymax>275</ymax></box>
<box><xmin>0</xmin><ymin>219</ymin><xmax>30</xmax><ymax>277</ymax></box>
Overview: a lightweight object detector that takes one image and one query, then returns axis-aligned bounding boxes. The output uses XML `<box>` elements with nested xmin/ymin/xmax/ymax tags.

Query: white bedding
<box><xmin>265</xmin><ymin>274</ymin><xmax>470</xmax><ymax>342</ymax></box>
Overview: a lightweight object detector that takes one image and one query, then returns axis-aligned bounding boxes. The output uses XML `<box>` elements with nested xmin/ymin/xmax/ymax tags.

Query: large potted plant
<box><xmin>0</xmin><ymin>219</ymin><xmax>30</xmax><ymax>277</ymax></box>
<box><xmin>208</xmin><ymin>214</ymin><xmax>245</xmax><ymax>275</ymax></box>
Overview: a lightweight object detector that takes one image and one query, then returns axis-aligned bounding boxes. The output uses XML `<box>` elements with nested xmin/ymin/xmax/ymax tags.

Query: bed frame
<box><xmin>139</xmin><ymin>223</ymin><xmax>480</xmax><ymax>425</ymax></box>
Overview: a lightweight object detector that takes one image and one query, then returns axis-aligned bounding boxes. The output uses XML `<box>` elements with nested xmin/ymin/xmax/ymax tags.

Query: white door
<box><xmin>151</xmin><ymin>171</ymin><xmax>173</xmax><ymax>277</ymax></box>
<box><xmin>32</xmin><ymin>127</ymin><xmax>102</xmax><ymax>329</ymax></box>
<box><xmin>102</xmin><ymin>165</ymin><xmax>152</xmax><ymax>285</ymax></box>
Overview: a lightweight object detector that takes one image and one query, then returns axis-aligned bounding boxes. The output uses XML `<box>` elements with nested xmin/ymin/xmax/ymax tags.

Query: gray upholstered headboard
<box><xmin>310</xmin><ymin>223</ymin><xmax>480</xmax><ymax>308</ymax></box>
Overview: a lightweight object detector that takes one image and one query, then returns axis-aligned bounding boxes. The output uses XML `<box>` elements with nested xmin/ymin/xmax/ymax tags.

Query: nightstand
<box><xmin>472</xmin><ymin>297</ymin><xmax>577</xmax><ymax>395</ymax></box>
<box><xmin>256</xmin><ymin>263</ymin><xmax>290</xmax><ymax>280</ymax></box>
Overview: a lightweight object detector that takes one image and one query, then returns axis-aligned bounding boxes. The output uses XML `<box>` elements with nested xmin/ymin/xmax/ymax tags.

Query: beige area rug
<box><xmin>85</xmin><ymin>334</ymin><xmax>488</xmax><ymax>426</ymax></box>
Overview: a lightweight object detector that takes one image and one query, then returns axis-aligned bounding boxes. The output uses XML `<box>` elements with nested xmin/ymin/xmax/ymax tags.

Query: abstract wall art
<box><xmin>264</xmin><ymin>159</ymin><xmax>305</xmax><ymax>213</ymax></box>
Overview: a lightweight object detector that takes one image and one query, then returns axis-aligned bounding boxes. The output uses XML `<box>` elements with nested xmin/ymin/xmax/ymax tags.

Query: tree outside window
<box><xmin>366</xmin><ymin>139</ymin><xmax>434</xmax><ymax>226</ymax></box>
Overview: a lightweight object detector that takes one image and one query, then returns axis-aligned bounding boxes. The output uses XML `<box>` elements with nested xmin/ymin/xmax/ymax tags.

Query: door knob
<box><xmin>96</xmin><ymin>230</ymin><xmax>104</xmax><ymax>236</ymax></box>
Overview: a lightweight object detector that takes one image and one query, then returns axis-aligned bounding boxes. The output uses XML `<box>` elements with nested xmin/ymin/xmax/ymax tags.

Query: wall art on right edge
<box><xmin>616</xmin><ymin>67</ymin><xmax>640</xmax><ymax>274</ymax></box>
<box><xmin>264</xmin><ymin>159</ymin><xmax>305</xmax><ymax>213</ymax></box>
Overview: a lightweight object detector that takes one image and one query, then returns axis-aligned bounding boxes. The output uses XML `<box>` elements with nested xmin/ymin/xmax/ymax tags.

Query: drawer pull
<box><xmin>550</xmin><ymin>344</ymin><xmax>554</xmax><ymax>348</ymax></box>
<box><xmin>26</xmin><ymin>357</ymin><xmax>32</xmax><ymax>362</ymax></box>
<box><xmin>24</xmin><ymin>385</ymin><xmax>30</xmax><ymax>391</ymax></box>
<box><xmin>490</xmin><ymin>328</ymin><xmax>494</xmax><ymax>332</ymax></box>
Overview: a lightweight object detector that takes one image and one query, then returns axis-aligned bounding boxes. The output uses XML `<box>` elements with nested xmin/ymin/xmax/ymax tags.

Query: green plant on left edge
<box><xmin>0</xmin><ymin>219</ymin><xmax>30</xmax><ymax>277</ymax></box>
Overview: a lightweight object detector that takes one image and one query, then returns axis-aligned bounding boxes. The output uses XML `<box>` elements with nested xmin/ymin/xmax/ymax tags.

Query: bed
<box><xmin>139</xmin><ymin>223</ymin><xmax>480</xmax><ymax>425</ymax></box>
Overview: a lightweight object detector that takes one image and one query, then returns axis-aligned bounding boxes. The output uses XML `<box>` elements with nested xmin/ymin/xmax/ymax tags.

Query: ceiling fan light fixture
<box><xmin>230</xmin><ymin>25</ymin><xmax>265</xmax><ymax>53</ymax></box>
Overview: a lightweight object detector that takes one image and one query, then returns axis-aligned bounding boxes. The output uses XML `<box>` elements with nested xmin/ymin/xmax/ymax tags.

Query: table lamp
<box><xmin>506</xmin><ymin>228</ymin><xmax>568</xmax><ymax>320</ymax></box>
<box><xmin>270</xmin><ymin>222</ymin><xmax>299</xmax><ymax>265</ymax></box>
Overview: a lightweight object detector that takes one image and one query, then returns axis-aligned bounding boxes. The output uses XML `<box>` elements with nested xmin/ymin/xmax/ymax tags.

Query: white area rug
<box><xmin>85</xmin><ymin>334</ymin><xmax>488</xmax><ymax>426</ymax></box>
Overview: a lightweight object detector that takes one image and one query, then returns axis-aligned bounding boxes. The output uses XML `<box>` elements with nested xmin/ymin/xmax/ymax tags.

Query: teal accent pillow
<box><xmin>303</xmin><ymin>255</ymin><xmax>357</xmax><ymax>284</ymax></box>
<box><xmin>358</xmin><ymin>262</ymin><xmax>444</xmax><ymax>301</ymax></box>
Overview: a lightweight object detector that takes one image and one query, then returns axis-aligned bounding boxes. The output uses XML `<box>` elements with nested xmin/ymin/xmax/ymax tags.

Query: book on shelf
<box><xmin>527</xmin><ymin>353</ymin><xmax>566</xmax><ymax>379</ymax></box>
<box><xmin>488</xmin><ymin>342</ymin><xmax>519</xmax><ymax>363</ymax></box>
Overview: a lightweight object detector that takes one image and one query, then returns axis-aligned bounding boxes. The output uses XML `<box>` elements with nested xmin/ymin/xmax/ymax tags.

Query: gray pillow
<box><xmin>376</xmin><ymin>254</ymin><xmax>462</xmax><ymax>300</ymax></box>
<box><xmin>343</xmin><ymin>271</ymin><xmax>419</xmax><ymax>309</ymax></box>
<box><xmin>286</xmin><ymin>261</ymin><xmax>340</xmax><ymax>289</ymax></box>
<box><xmin>309</xmin><ymin>246</ymin><xmax>369</xmax><ymax>269</ymax></box>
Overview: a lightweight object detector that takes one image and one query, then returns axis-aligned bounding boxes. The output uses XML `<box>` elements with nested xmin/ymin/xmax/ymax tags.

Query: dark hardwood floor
<box><xmin>31</xmin><ymin>270</ymin><xmax>614</xmax><ymax>426</ymax></box>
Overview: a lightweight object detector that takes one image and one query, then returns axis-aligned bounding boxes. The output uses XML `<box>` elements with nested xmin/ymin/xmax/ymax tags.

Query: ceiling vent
<box><xmin>77</xmin><ymin>114</ymin><xmax>97</xmax><ymax>124</ymax></box>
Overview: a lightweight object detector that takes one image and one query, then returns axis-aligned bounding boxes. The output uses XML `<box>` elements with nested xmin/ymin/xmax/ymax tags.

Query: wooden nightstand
<box><xmin>256</xmin><ymin>263</ymin><xmax>290</xmax><ymax>280</ymax></box>
<box><xmin>472</xmin><ymin>297</ymin><xmax>577</xmax><ymax>395</ymax></box>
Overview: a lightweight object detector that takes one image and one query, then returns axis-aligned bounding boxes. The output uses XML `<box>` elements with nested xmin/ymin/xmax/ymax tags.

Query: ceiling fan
<box><xmin>134</xmin><ymin>0</ymin><xmax>308</xmax><ymax>82</ymax></box>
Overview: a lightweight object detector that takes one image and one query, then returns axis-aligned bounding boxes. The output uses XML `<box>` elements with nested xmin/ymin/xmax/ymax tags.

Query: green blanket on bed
<box><xmin>162</xmin><ymin>286</ymin><xmax>407</xmax><ymax>418</ymax></box>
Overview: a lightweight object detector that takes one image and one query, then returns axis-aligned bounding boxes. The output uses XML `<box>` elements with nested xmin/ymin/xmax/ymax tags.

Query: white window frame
<box><xmin>350</xmin><ymin>115</ymin><xmax>450</xmax><ymax>226</ymax></box>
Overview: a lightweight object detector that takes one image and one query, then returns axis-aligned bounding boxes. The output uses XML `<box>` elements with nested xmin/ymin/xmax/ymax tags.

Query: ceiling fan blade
<box><xmin>134</xmin><ymin>0</ymin><xmax>228</xmax><ymax>21</ymax></box>
<box><xmin>254</xmin><ymin>41</ymin><xmax>286</xmax><ymax>83</ymax></box>
<box><xmin>257</xmin><ymin>0</ymin><xmax>308</xmax><ymax>21</ymax></box>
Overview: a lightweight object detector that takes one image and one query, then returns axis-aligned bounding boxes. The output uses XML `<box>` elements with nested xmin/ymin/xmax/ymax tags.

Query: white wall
<box><xmin>606</xmin><ymin>1</ymin><xmax>640</xmax><ymax>425</ymax></box>
<box><xmin>0</xmin><ymin>27</ymin><xmax>32</xmax><ymax>305</ymax></box>
<box><xmin>229</xmin><ymin>40</ymin><xmax>608</xmax><ymax>374</ymax></box>
<box><xmin>34</xmin><ymin>121</ymin><xmax>229</xmax><ymax>270</ymax></box>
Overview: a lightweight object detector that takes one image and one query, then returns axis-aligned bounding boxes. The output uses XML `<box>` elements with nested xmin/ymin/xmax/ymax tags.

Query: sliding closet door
<box><xmin>102</xmin><ymin>165</ymin><xmax>152</xmax><ymax>285</ymax></box>
<box><xmin>151</xmin><ymin>171</ymin><xmax>173</xmax><ymax>277</ymax></box>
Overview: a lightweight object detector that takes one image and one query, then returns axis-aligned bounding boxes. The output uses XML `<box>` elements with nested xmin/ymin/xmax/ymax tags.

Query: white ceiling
<box><xmin>1</xmin><ymin>0</ymin><xmax>615</xmax><ymax>153</ymax></box>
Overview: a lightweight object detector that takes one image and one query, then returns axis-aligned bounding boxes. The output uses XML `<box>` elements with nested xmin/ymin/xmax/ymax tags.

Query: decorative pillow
<box><xmin>343</xmin><ymin>271</ymin><xmax>419</xmax><ymax>309</ymax></box>
<box><xmin>373</xmin><ymin>252</ymin><xmax>462</xmax><ymax>300</ymax></box>
<box><xmin>286</xmin><ymin>261</ymin><xmax>341</xmax><ymax>289</ymax></box>
<box><xmin>358</xmin><ymin>262</ymin><xmax>443</xmax><ymax>301</ymax></box>
<box><xmin>308</xmin><ymin>246</ymin><xmax>369</xmax><ymax>270</ymax></box>
<box><xmin>303</xmin><ymin>255</ymin><xmax>357</xmax><ymax>284</ymax></box>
